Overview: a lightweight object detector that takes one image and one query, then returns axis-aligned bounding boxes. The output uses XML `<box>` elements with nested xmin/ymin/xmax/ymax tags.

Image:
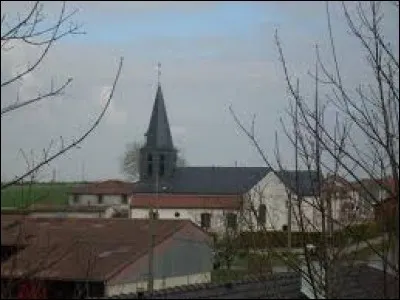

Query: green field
<box><xmin>1</xmin><ymin>183</ymin><xmax>74</xmax><ymax>208</ymax></box>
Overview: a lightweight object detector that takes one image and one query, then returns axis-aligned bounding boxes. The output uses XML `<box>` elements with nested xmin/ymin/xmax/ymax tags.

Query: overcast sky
<box><xmin>1</xmin><ymin>1</ymin><xmax>398</xmax><ymax>182</ymax></box>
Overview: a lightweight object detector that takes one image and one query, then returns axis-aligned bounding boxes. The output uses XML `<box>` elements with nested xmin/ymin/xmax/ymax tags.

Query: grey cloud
<box><xmin>1</xmin><ymin>1</ymin><xmax>398</xmax><ymax>182</ymax></box>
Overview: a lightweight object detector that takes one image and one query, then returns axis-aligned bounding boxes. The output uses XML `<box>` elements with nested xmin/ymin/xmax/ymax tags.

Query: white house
<box><xmin>130</xmin><ymin>193</ymin><xmax>243</xmax><ymax>235</ymax></box>
<box><xmin>68</xmin><ymin>180</ymin><xmax>135</xmax><ymax>208</ymax></box>
<box><xmin>242</xmin><ymin>170</ymin><xmax>322</xmax><ymax>232</ymax></box>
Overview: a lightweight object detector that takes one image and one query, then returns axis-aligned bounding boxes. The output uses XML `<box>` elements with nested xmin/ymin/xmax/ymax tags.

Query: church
<box><xmin>129</xmin><ymin>74</ymin><xmax>321</xmax><ymax>234</ymax></box>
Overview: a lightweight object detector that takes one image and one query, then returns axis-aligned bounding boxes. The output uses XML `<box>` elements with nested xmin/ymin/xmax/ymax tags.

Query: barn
<box><xmin>1</xmin><ymin>215</ymin><xmax>213</xmax><ymax>298</ymax></box>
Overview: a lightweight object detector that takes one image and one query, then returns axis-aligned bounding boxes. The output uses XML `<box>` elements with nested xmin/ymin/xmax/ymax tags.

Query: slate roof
<box><xmin>133</xmin><ymin>167</ymin><xmax>270</xmax><ymax>195</ymax></box>
<box><xmin>327</xmin><ymin>264</ymin><xmax>399</xmax><ymax>299</ymax></box>
<box><xmin>145</xmin><ymin>85</ymin><xmax>174</xmax><ymax>149</ymax></box>
<box><xmin>132</xmin><ymin>168</ymin><xmax>321</xmax><ymax>197</ymax></box>
<box><xmin>276</xmin><ymin>170</ymin><xmax>321</xmax><ymax>197</ymax></box>
<box><xmin>94</xmin><ymin>264</ymin><xmax>399</xmax><ymax>299</ymax></box>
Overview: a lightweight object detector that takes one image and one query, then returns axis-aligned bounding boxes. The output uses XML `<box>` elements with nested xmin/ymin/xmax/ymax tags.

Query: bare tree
<box><xmin>1</xmin><ymin>1</ymin><xmax>124</xmax><ymax>190</ymax></box>
<box><xmin>230</xmin><ymin>1</ymin><xmax>398</xmax><ymax>298</ymax></box>
<box><xmin>1</xmin><ymin>2</ymin><xmax>124</xmax><ymax>298</ymax></box>
<box><xmin>121</xmin><ymin>141</ymin><xmax>187</xmax><ymax>181</ymax></box>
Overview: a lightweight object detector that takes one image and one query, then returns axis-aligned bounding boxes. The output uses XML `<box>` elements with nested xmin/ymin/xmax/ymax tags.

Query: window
<box><xmin>174</xmin><ymin>211</ymin><xmax>180</xmax><ymax>218</ymax></box>
<box><xmin>98</xmin><ymin>194</ymin><xmax>103</xmax><ymax>204</ymax></box>
<box><xmin>258</xmin><ymin>204</ymin><xmax>266</xmax><ymax>225</ymax></box>
<box><xmin>201</xmin><ymin>213</ymin><xmax>211</xmax><ymax>229</ymax></box>
<box><xmin>282</xmin><ymin>224</ymin><xmax>288</xmax><ymax>231</ymax></box>
<box><xmin>226</xmin><ymin>213</ymin><xmax>237</xmax><ymax>230</ymax></box>
<box><xmin>147</xmin><ymin>154</ymin><xmax>153</xmax><ymax>177</ymax></box>
<box><xmin>73</xmin><ymin>194</ymin><xmax>79</xmax><ymax>204</ymax></box>
<box><xmin>121</xmin><ymin>195</ymin><xmax>128</xmax><ymax>205</ymax></box>
<box><xmin>159</xmin><ymin>154</ymin><xmax>165</xmax><ymax>176</ymax></box>
<box><xmin>149</xmin><ymin>210</ymin><xmax>159</xmax><ymax>220</ymax></box>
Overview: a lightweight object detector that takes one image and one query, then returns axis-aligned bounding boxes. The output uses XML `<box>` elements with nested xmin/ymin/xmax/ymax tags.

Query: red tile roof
<box><xmin>1</xmin><ymin>216</ymin><xmax>209</xmax><ymax>281</ymax></box>
<box><xmin>130</xmin><ymin>194</ymin><xmax>242</xmax><ymax>209</ymax></box>
<box><xmin>70</xmin><ymin>180</ymin><xmax>135</xmax><ymax>195</ymax></box>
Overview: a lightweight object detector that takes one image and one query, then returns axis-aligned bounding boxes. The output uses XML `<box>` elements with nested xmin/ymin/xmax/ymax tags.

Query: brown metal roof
<box><xmin>70</xmin><ymin>180</ymin><xmax>136</xmax><ymax>195</ymax></box>
<box><xmin>130</xmin><ymin>194</ymin><xmax>242</xmax><ymax>209</ymax></box>
<box><xmin>1</xmin><ymin>216</ymin><xmax>207</xmax><ymax>281</ymax></box>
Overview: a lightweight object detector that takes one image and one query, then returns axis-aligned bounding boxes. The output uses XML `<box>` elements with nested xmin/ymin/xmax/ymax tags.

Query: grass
<box><xmin>211</xmin><ymin>251</ymin><xmax>300</xmax><ymax>283</ymax></box>
<box><xmin>211</xmin><ymin>269</ymin><xmax>252</xmax><ymax>283</ymax></box>
<box><xmin>1</xmin><ymin>183</ymin><xmax>74</xmax><ymax>208</ymax></box>
<box><xmin>235</xmin><ymin>251</ymin><xmax>301</xmax><ymax>268</ymax></box>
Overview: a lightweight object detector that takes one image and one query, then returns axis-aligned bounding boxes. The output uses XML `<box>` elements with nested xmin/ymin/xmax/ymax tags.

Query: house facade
<box><xmin>68</xmin><ymin>180</ymin><xmax>135</xmax><ymax>208</ymax></box>
<box><xmin>319</xmin><ymin>175</ymin><xmax>397</xmax><ymax>228</ymax></box>
<box><xmin>242</xmin><ymin>170</ymin><xmax>321</xmax><ymax>232</ymax></box>
<box><xmin>130</xmin><ymin>194</ymin><xmax>243</xmax><ymax>235</ymax></box>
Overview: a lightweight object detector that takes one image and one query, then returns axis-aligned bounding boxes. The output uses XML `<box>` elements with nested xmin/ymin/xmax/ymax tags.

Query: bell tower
<box><xmin>139</xmin><ymin>63</ymin><xmax>177</xmax><ymax>181</ymax></box>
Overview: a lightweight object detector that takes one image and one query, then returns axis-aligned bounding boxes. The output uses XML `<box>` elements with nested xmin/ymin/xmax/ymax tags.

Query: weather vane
<box><xmin>157</xmin><ymin>62</ymin><xmax>161</xmax><ymax>86</ymax></box>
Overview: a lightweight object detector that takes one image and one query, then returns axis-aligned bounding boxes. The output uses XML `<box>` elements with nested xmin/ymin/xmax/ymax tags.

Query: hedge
<box><xmin>236</xmin><ymin>222</ymin><xmax>382</xmax><ymax>249</ymax></box>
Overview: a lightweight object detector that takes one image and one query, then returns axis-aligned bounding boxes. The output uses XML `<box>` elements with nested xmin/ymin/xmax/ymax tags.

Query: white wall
<box><xmin>130</xmin><ymin>172</ymin><xmax>323</xmax><ymax>233</ymax></box>
<box><xmin>105</xmin><ymin>272</ymin><xmax>211</xmax><ymax>296</ymax></box>
<box><xmin>243</xmin><ymin>172</ymin><xmax>322</xmax><ymax>232</ymax></box>
<box><xmin>69</xmin><ymin>194</ymin><xmax>128</xmax><ymax>206</ymax></box>
<box><xmin>130</xmin><ymin>207</ymin><xmax>237</xmax><ymax>235</ymax></box>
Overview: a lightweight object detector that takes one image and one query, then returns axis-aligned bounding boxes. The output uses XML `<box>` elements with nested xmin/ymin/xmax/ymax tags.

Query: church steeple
<box><xmin>139</xmin><ymin>63</ymin><xmax>177</xmax><ymax>181</ymax></box>
<box><xmin>145</xmin><ymin>84</ymin><xmax>174</xmax><ymax>149</ymax></box>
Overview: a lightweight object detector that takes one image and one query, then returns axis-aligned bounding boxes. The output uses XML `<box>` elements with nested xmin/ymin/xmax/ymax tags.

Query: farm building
<box><xmin>1</xmin><ymin>215</ymin><xmax>213</xmax><ymax>298</ymax></box>
<box><xmin>68</xmin><ymin>180</ymin><xmax>135</xmax><ymax>208</ymax></box>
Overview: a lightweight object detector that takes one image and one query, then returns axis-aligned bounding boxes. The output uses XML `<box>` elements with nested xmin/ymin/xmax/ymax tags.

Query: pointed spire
<box><xmin>144</xmin><ymin>67</ymin><xmax>174</xmax><ymax>150</ymax></box>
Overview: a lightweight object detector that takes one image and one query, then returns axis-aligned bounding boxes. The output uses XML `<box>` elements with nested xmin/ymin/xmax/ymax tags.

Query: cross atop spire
<box><xmin>157</xmin><ymin>62</ymin><xmax>161</xmax><ymax>86</ymax></box>
<box><xmin>144</xmin><ymin>67</ymin><xmax>174</xmax><ymax>150</ymax></box>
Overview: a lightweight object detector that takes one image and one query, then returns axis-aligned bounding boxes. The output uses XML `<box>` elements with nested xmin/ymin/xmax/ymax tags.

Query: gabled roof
<box><xmin>145</xmin><ymin>85</ymin><xmax>174</xmax><ymax>149</ymax></box>
<box><xmin>70</xmin><ymin>180</ymin><xmax>135</xmax><ymax>195</ymax></box>
<box><xmin>1</xmin><ymin>216</ymin><xmax>209</xmax><ymax>281</ymax></box>
<box><xmin>133</xmin><ymin>167</ymin><xmax>270</xmax><ymax>195</ymax></box>
<box><xmin>276</xmin><ymin>170</ymin><xmax>320</xmax><ymax>197</ymax></box>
